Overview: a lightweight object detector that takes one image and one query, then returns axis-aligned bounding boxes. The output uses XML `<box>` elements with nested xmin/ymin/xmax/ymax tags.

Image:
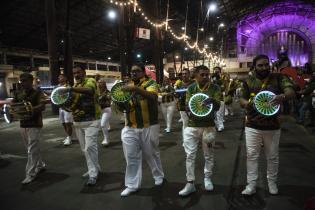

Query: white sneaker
<box><xmin>82</xmin><ymin>171</ymin><xmax>89</xmax><ymax>178</ymax></box>
<box><xmin>101</xmin><ymin>139</ymin><xmax>109</xmax><ymax>146</ymax></box>
<box><xmin>63</xmin><ymin>137</ymin><xmax>72</xmax><ymax>146</ymax></box>
<box><xmin>268</xmin><ymin>181</ymin><xmax>278</xmax><ymax>195</ymax></box>
<box><xmin>120</xmin><ymin>187</ymin><xmax>138</xmax><ymax>197</ymax></box>
<box><xmin>217</xmin><ymin>127</ymin><xmax>224</xmax><ymax>132</ymax></box>
<box><xmin>179</xmin><ymin>183</ymin><xmax>196</xmax><ymax>196</ymax></box>
<box><xmin>241</xmin><ymin>184</ymin><xmax>256</xmax><ymax>195</ymax></box>
<box><xmin>165</xmin><ymin>128</ymin><xmax>171</xmax><ymax>133</ymax></box>
<box><xmin>21</xmin><ymin>176</ymin><xmax>35</xmax><ymax>185</ymax></box>
<box><xmin>154</xmin><ymin>178</ymin><xmax>164</xmax><ymax>186</ymax></box>
<box><xmin>204</xmin><ymin>178</ymin><xmax>214</xmax><ymax>191</ymax></box>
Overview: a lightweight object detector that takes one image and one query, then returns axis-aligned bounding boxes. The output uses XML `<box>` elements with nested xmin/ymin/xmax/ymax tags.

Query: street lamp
<box><xmin>208</xmin><ymin>3</ymin><xmax>217</xmax><ymax>13</ymax></box>
<box><xmin>108</xmin><ymin>10</ymin><xmax>117</xmax><ymax>20</ymax></box>
<box><xmin>107</xmin><ymin>57</ymin><xmax>111</xmax><ymax>60</ymax></box>
<box><xmin>184</xmin><ymin>47</ymin><xmax>188</xmax><ymax>51</ymax></box>
<box><xmin>137</xmin><ymin>54</ymin><xmax>141</xmax><ymax>58</ymax></box>
<box><xmin>209</xmin><ymin>37</ymin><xmax>214</xmax><ymax>41</ymax></box>
<box><xmin>219</xmin><ymin>23</ymin><xmax>225</xmax><ymax>28</ymax></box>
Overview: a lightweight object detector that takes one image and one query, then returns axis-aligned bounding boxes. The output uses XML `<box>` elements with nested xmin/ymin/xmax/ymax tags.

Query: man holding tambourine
<box><xmin>239</xmin><ymin>54</ymin><xmax>295</xmax><ymax>195</ymax></box>
<box><xmin>178</xmin><ymin>65</ymin><xmax>221</xmax><ymax>196</ymax></box>
<box><xmin>59</xmin><ymin>65</ymin><xmax>102</xmax><ymax>186</ymax></box>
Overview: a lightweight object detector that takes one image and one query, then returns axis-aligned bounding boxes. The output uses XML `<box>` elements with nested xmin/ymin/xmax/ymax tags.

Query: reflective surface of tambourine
<box><xmin>188</xmin><ymin>93</ymin><xmax>213</xmax><ymax>117</ymax></box>
<box><xmin>50</xmin><ymin>87</ymin><xmax>71</xmax><ymax>106</ymax></box>
<box><xmin>3</xmin><ymin>102</ymin><xmax>33</xmax><ymax>123</ymax></box>
<box><xmin>110</xmin><ymin>82</ymin><xmax>132</xmax><ymax>103</ymax></box>
<box><xmin>254</xmin><ymin>90</ymin><xmax>280</xmax><ymax>116</ymax></box>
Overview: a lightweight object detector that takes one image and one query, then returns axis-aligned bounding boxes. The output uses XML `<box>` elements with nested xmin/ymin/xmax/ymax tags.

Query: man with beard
<box><xmin>240</xmin><ymin>54</ymin><xmax>295</xmax><ymax>195</ymax></box>
<box><xmin>179</xmin><ymin>65</ymin><xmax>221</xmax><ymax>196</ymax></box>
<box><xmin>63</xmin><ymin>65</ymin><xmax>101</xmax><ymax>186</ymax></box>
<box><xmin>120</xmin><ymin>63</ymin><xmax>164</xmax><ymax>197</ymax></box>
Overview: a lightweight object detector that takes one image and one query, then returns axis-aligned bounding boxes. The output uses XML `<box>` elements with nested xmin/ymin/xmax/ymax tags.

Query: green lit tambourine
<box><xmin>110</xmin><ymin>82</ymin><xmax>132</xmax><ymax>103</ymax></box>
<box><xmin>254</xmin><ymin>91</ymin><xmax>280</xmax><ymax>116</ymax></box>
<box><xmin>188</xmin><ymin>93</ymin><xmax>213</xmax><ymax>117</ymax></box>
<box><xmin>50</xmin><ymin>87</ymin><xmax>71</xmax><ymax>106</ymax></box>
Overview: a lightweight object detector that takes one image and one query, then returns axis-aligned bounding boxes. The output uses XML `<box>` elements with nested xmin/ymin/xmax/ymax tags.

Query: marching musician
<box><xmin>64</xmin><ymin>65</ymin><xmax>102</xmax><ymax>186</ymax></box>
<box><xmin>58</xmin><ymin>74</ymin><xmax>74</xmax><ymax>146</ymax></box>
<box><xmin>174</xmin><ymin>68</ymin><xmax>193</xmax><ymax>131</ymax></box>
<box><xmin>119</xmin><ymin>63</ymin><xmax>164</xmax><ymax>197</ymax></box>
<box><xmin>239</xmin><ymin>54</ymin><xmax>295</xmax><ymax>195</ymax></box>
<box><xmin>212</xmin><ymin>66</ymin><xmax>225</xmax><ymax>132</ymax></box>
<box><xmin>97</xmin><ymin>78</ymin><xmax>112</xmax><ymax>146</ymax></box>
<box><xmin>179</xmin><ymin>65</ymin><xmax>221</xmax><ymax>196</ymax></box>
<box><xmin>159</xmin><ymin>78</ymin><xmax>176</xmax><ymax>133</ymax></box>
<box><xmin>13</xmin><ymin>73</ymin><xmax>46</xmax><ymax>184</ymax></box>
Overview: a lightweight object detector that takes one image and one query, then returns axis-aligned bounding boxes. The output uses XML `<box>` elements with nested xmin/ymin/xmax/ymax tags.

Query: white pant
<box><xmin>245</xmin><ymin>127</ymin><xmax>281</xmax><ymax>185</ymax></box>
<box><xmin>20</xmin><ymin>128</ymin><xmax>45</xmax><ymax>177</ymax></box>
<box><xmin>121</xmin><ymin>124</ymin><xmax>164</xmax><ymax>189</ymax></box>
<box><xmin>59</xmin><ymin>109</ymin><xmax>73</xmax><ymax>123</ymax></box>
<box><xmin>183</xmin><ymin>127</ymin><xmax>216</xmax><ymax>181</ymax></box>
<box><xmin>180</xmin><ymin>111</ymin><xmax>189</xmax><ymax>130</ymax></box>
<box><xmin>100</xmin><ymin>107</ymin><xmax>112</xmax><ymax>141</ymax></box>
<box><xmin>215</xmin><ymin>101</ymin><xmax>225</xmax><ymax>129</ymax></box>
<box><xmin>160</xmin><ymin>101</ymin><xmax>176</xmax><ymax>130</ymax></box>
<box><xmin>225</xmin><ymin>104</ymin><xmax>234</xmax><ymax>116</ymax></box>
<box><xmin>74</xmin><ymin>120</ymin><xmax>101</xmax><ymax>178</ymax></box>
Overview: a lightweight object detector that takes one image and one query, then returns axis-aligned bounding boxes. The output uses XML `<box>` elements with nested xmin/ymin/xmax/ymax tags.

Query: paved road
<box><xmin>0</xmin><ymin>104</ymin><xmax>314</xmax><ymax>210</ymax></box>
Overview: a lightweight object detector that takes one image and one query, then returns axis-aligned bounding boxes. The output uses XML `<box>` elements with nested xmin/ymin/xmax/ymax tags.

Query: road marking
<box><xmin>0</xmin><ymin>153</ymin><xmax>26</xmax><ymax>159</ymax></box>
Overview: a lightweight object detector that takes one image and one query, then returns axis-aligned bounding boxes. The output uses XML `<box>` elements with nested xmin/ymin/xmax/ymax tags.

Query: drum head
<box><xmin>3</xmin><ymin>104</ymin><xmax>13</xmax><ymax>123</ymax></box>
<box><xmin>111</xmin><ymin>82</ymin><xmax>132</xmax><ymax>103</ymax></box>
<box><xmin>188</xmin><ymin>93</ymin><xmax>213</xmax><ymax>117</ymax></box>
<box><xmin>254</xmin><ymin>91</ymin><xmax>280</xmax><ymax>116</ymax></box>
<box><xmin>51</xmin><ymin>87</ymin><xmax>70</xmax><ymax>105</ymax></box>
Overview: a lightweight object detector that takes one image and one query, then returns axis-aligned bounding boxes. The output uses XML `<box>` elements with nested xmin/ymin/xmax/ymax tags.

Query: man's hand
<box><xmin>121</xmin><ymin>85</ymin><xmax>138</xmax><ymax>92</ymax></box>
<box><xmin>270</xmin><ymin>94</ymin><xmax>285</xmax><ymax>106</ymax></box>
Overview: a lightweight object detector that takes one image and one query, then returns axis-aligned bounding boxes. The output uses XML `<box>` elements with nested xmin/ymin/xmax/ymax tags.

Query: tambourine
<box><xmin>110</xmin><ymin>82</ymin><xmax>132</xmax><ymax>103</ymax></box>
<box><xmin>2</xmin><ymin>102</ymin><xmax>33</xmax><ymax>123</ymax></box>
<box><xmin>188</xmin><ymin>93</ymin><xmax>213</xmax><ymax>118</ymax></box>
<box><xmin>50</xmin><ymin>87</ymin><xmax>74</xmax><ymax>111</ymax></box>
<box><xmin>253</xmin><ymin>91</ymin><xmax>280</xmax><ymax>116</ymax></box>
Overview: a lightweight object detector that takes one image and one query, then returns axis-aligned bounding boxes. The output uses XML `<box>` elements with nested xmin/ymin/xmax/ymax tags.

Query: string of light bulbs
<box><xmin>108</xmin><ymin>0</ymin><xmax>223</xmax><ymax>63</ymax></box>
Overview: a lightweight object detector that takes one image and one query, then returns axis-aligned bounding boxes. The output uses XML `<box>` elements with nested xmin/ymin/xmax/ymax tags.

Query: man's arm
<box><xmin>122</xmin><ymin>85</ymin><xmax>158</xmax><ymax>101</ymax></box>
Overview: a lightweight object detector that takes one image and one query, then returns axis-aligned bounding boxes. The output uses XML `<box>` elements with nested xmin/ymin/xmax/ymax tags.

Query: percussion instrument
<box><xmin>188</xmin><ymin>93</ymin><xmax>213</xmax><ymax>118</ymax></box>
<box><xmin>2</xmin><ymin>102</ymin><xmax>33</xmax><ymax>123</ymax></box>
<box><xmin>253</xmin><ymin>90</ymin><xmax>280</xmax><ymax>116</ymax></box>
<box><xmin>50</xmin><ymin>86</ymin><xmax>74</xmax><ymax>111</ymax></box>
<box><xmin>110</xmin><ymin>82</ymin><xmax>133</xmax><ymax>113</ymax></box>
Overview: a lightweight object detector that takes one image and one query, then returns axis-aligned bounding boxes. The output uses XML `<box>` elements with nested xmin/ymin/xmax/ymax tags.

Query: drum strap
<box><xmin>247</xmin><ymin>76</ymin><xmax>271</xmax><ymax>103</ymax></box>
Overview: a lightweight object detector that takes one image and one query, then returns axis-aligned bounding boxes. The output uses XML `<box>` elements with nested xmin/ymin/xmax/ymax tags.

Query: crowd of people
<box><xmin>10</xmin><ymin>53</ymin><xmax>315</xmax><ymax>198</ymax></box>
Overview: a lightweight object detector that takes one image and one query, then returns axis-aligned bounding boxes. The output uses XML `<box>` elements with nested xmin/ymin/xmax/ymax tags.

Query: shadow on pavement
<box><xmin>20</xmin><ymin>172</ymin><xmax>69</xmax><ymax>192</ymax></box>
<box><xmin>80</xmin><ymin>171</ymin><xmax>124</xmax><ymax>194</ymax></box>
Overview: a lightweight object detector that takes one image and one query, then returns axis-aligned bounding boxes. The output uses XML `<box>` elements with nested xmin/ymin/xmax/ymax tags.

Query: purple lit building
<box><xmin>237</xmin><ymin>1</ymin><xmax>315</xmax><ymax>67</ymax></box>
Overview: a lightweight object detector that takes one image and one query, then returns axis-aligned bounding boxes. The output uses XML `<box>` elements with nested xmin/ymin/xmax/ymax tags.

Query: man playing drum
<box><xmin>239</xmin><ymin>54</ymin><xmax>295</xmax><ymax>195</ymax></box>
<box><xmin>179</xmin><ymin>65</ymin><xmax>221</xmax><ymax>196</ymax></box>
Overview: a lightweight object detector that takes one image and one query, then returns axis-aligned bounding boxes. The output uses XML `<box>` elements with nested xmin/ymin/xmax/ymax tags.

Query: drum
<box><xmin>253</xmin><ymin>90</ymin><xmax>280</xmax><ymax>116</ymax></box>
<box><xmin>50</xmin><ymin>87</ymin><xmax>74</xmax><ymax>111</ymax></box>
<box><xmin>188</xmin><ymin>93</ymin><xmax>213</xmax><ymax>118</ymax></box>
<box><xmin>2</xmin><ymin>102</ymin><xmax>33</xmax><ymax>123</ymax></box>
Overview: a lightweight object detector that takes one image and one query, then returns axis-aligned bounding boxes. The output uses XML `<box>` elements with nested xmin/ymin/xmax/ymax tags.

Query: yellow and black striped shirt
<box><xmin>126</xmin><ymin>77</ymin><xmax>159</xmax><ymax>128</ymax></box>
